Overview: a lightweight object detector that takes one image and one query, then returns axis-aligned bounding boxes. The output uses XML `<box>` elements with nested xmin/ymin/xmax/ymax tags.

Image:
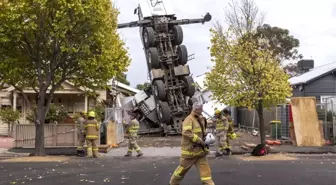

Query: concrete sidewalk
<box><xmin>105</xmin><ymin>145</ymin><xmax>336</xmax><ymax>157</ymax></box>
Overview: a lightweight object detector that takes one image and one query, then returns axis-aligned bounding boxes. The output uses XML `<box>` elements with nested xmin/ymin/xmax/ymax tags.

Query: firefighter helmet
<box><xmin>204</xmin><ymin>133</ymin><xmax>216</xmax><ymax>145</ymax></box>
<box><xmin>88</xmin><ymin>111</ymin><xmax>95</xmax><ymax>118</ymax></box>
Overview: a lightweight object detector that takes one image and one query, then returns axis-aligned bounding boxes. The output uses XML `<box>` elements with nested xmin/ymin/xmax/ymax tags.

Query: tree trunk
<box><xmin>34</xmin><ymin>93</ymin><xmax>47</xmax><ymax>156</ymax></box>
<box><xmin>256</xmin><ymin>99</ymin><xmax>266</xmax><ymax>145</ymax></box>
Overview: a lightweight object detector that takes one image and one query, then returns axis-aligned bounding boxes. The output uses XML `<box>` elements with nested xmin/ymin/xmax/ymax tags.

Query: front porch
<box><xmin>6</xmin><ymin>82</ymin><xmax>106</xmax><ymax>124</ymax></box>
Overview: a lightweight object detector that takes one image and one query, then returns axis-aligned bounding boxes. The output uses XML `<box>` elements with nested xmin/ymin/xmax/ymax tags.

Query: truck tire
<box><xmin>143</xmin><ymin>27</ymin><xmax>156</xmax><ymax>49</ymax></box>
<box><xmin>147</xmin><ymin>47</ymin><xmax>160</xmax><ymax>69</ymax></box>
<box><xmin>177</xmin><ymin>45</ymin><xmax>188</xmax><ymax>65</ymax></box>
<box><xmin>153</xmin><ymin>80</ymin><xmax>166</xmax><ymax>101</ymax></box>
<box><xmin>157</xmin><ymin>101</ymin><xmax>171</xmax><ymax>123</ymax></box>
<box><xmin>182</xmin><ymin>76</ymin><xmax>196</xmax><ymax>97</ymax></box>
<box><xmin>172</xmin><ymin>25</ymin><xmax>183</xmax><ymax>45</ymax></box>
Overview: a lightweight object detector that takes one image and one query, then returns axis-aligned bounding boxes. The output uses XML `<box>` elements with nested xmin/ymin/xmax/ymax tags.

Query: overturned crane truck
<box><xmin>118</xmin><ymin>0</ymin><xmax>212</xmax><ymax>135</ymax></box>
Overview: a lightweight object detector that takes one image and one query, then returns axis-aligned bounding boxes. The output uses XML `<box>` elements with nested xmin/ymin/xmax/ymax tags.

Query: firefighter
<box><xmin>84</xmin><ymin>111</ymin><xmax>100</xmax><ymax>158</ymax></box>
<box><xmin>76</xmin><ymin>111</ymin><xmax>86</xmax><ymax>156</ymax></box>
<box><xmin>213</xmin><ymin>109</ymin><xmax>229</xmax><ymax>157</ymax></box>
<box><xmin>169</xmin><ymin>102</ymin><xmax>215</xmax><ymax>185</ymax></box>
<box><xmin>123</xmin><ymin>110</ymin><xmax>143</xmax><ymax>157</ymax></box>
<box><xmin>223</xmin><ymin>109</ymin><xmax>235</xmax><ymax>155</ymax></box>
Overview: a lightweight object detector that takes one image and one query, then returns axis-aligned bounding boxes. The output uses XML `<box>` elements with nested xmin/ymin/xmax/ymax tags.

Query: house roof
<box><xmin>3</xmin><ymin>79</ymin><xmax>140</xmax><ymax>95</ymax></box>
<box><xmin>289</xmin><ymin>62</ymin><xmax>336</xmax><ymax>86</ymax></box>
<box><xmin>107</xmin><ymin>79</ymin><xmax>140</xmax><ymax>94</ymax></box>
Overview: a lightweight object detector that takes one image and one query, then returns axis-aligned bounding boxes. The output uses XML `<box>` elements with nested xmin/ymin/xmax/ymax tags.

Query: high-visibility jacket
<box><xmin>125</xmin><ymin>119</ymin><xmax>140</xmax><ymax>136</ymax></box>
<box><xmin>181</xmin><ymin>111</ymin><xmax>209</xmax><ymax>159</ymax></box>
<box><xmin>84</xmin><ymin>119</ymin><xmax>99</xmax><ymax>139</ymax></box>
<box><xmin>214</xmin><ymin>116</ymin><xmax>228</xmax><ymax>132</ymax></box>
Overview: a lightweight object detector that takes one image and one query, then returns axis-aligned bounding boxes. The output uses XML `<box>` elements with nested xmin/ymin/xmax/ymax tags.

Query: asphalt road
<box><xmin>0</xmin><ymin>154</ymin><xmax>335</xmax><ymax>185</ymax></box>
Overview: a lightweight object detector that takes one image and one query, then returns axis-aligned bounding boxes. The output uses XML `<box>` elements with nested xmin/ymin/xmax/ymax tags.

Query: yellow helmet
<box><xmin>88</xmin><ymin>111</ymin><xmax>95</xmax><ymax>118</ymax></box>
<box><xmin>215</xmin><ymin>109</ymin><xmax>221</xmax><ymax>115</ymax></box>
<box><xmin>230</xmin><ymin>133</ymin><xmax>237</xmax><ymax>140</ymax></box>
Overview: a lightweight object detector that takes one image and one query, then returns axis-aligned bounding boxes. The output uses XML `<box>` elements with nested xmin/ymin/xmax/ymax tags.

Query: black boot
<box><xmin>225</xmin><ymin>148</ymin><xmax>232</xmax><ymax>155</ymax></box>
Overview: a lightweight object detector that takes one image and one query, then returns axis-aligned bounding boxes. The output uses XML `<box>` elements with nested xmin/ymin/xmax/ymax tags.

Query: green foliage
<box><xmin>27</xmin><ymin>104</ymin><xmax>68</xmax><ymax>124</ymax></box>
<box><xmin>89</xmin><ymin>100</ymin><xmax>106</xmax><ymax>122</ymax></box>
<box><xmin>115</xmin><ymin>73</ymin><xmax>130</xmax><ymax>85</ymax></box>
<box><xmin>136</xmin><ymin>82</ymin><xmax>151</xmax><ymax>90</ymax></box>
<box><xmin>0</xmin><ymin>107</ymin><xmax>20</xmax><ymax>124</ymax></box>
<box><xmin>205</xmin><ymin>27</ymin><xmax>293</xmax><ymax>110</ymax></box>
<box><xmin>0</xmin><ymin>0</ymin><xmax>130</xmax><ymax>100</ymax></box>
<box><xmin>253</xmin><ymin>24</ymin><xmax>303</xmax><ymax>62</ymax></box>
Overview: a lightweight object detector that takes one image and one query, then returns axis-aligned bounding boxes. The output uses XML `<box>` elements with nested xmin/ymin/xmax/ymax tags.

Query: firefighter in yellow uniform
<box><xmin>76</xmin><ymin>111</ymin><xmax>87</xmax><ymax>156</ymax></box>
<box><xmin>169</xmin><ymin>102</ymin><xmax>215</xmax><ymax>185</ymax></box>
<box><xmin>213</xmin><ymin>109</ymin><xmax>229</xmax><ymax>157</ymax></box>
<box><xmin>123</xmin><ymin>111</ymin><xmax>143</xmax><ymax>157</ymax></box>
<box><xmin>223</xmin><ymin>109</ymin><xmax>235</xmax><ymax>155</ymax></box>
<box><xmin>84</xmin><ymin>111</ymin><xmax>100</xmax><ymax>158</ymax></box>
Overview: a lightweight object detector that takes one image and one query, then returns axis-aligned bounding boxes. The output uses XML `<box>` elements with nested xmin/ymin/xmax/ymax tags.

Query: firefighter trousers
<box><xmin>215</xmin><ymin>132</ymin><xmax>226</xmax><ymax>154</ymax></box>
<box><xmin>77</xmin><ymin>132</ymin><xmax>85</xmax><ymax>151</ymax></box>
<box><xmin>127</xmin><ymin>135</ymin><xmax>142</xmax><ymax>154</ymax></box>
<box><xmin>225</xmin><ymin>135</ymin><xmax>231</xmax><ymax>150</ymax></box>
<box><xmin>169</xmin><ymin>156</ymin><xmax>215</xmax><ymax>185</ymax></box>
<box><xmin>86</xmin><ymin>139</ymin><xmax>98</xmax><ymax>157</ymax></box>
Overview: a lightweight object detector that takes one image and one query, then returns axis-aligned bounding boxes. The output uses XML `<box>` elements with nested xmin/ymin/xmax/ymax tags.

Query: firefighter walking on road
<box><xmin>169</xmin><ymin>102</ymin><xmax>215</xmax><ymax>185</ymax></box>
<box><xmin>123</xmin><ymin>111</ymin><xmax>143</xmax><ymax>157</ymax></box>
<box><xmin>76</xmin><ymin>111</ymin><xmax>87</xmax><ymax>156</ymax></box>
<box><xmin>223</xmin><ymin>109</ymin><xmax>236</xmax><ymax>155</ymax></box>
<box><xmin>84</xmin><ymin>111</ymin><xmax>100</xmax><ymax>158</ymax></box>
<box><xmin>213</xmin><ymin>109</ymin><xmax>229</xmax><ymax>157</ymax></box>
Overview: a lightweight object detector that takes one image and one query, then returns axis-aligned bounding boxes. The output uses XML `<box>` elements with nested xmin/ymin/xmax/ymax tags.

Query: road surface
<box><xmin>0</xmin><ymin>154</ymin><xmax>335</xmax><ymax>185</ymax></box>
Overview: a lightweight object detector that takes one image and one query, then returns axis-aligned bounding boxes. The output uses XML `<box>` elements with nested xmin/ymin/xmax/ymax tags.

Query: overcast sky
<box><xmin>114</xmin><ymin>0</ymin><xmax>336</xmax><ymax>87</ymax></box>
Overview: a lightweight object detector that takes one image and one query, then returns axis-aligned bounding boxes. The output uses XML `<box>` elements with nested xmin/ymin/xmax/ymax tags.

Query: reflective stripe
<box><xmin>128</xmin><ymin>149</ymin><xmax>132</xmax><ymax>152</ymax></box>
<box><xmin>181</xmin><ymin>150</ymin><xmax>205</xmax><ymax>157</ymax></box>
<box><xmin>93</xmin><ymin>148</ymin><xmax>99</xmax><ymax>151</ymax></box>
<box><xmin>173</xmin><ymin>165</ymin><xmax>184</xmax><ymax>177</ymax></box>
<box><xmin>87</xmin><ymin>147</ymin><xmax>92</xmax><ymax>150</ymax></box>
<box><xmin>183</xmin><ymin>125</ymin><xmax>192</xmax><ymax>131</ymax></box>
<box><xmin>193</xmin><ymin>128</ymin><xmax>202</xmax><ymax>133</ymax></box>
<box><xmin>85</xmin><ymin>124</ymin><xmax>97</xmax><ymax>128</ymax></box>
<box><xmin>192</xmin><ymin>134</ymin><xmax>198</xmax><ymax>142</ymax></box>
<box><xmin>201</xmin><ymin>177</ymin><xmax>212</xmax><ymax>181</ymax></box>
<box><xmin>86</xmin><ymin>135</ymin><xmax>98</xmax><ymax>139</ymax></box>
<box><xmin>135</xmin><ymin>147</ymin><xmax>141</xmax><ymax>152</ymax></box>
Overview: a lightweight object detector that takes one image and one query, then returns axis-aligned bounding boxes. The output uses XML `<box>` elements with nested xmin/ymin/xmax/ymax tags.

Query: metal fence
<box><xmin>237</xmin><ymin>99</ymin><xmax>335</xmax><ymax>144</ymax></box>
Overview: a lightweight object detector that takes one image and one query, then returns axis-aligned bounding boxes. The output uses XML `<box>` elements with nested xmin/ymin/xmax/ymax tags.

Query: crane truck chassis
<box><xmin>118</xmin><ymin>0</ymin><xmax>212</xmax><ymax>135</ymax></box>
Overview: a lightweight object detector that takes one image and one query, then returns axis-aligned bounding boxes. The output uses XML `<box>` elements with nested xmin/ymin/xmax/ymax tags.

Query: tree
<box><xmin>222</xmin><ymin>0</ymin><xmax>265</xmax><ymax>39</ymax></box>
<box><xmin>0</xmin><ymin>107</ymin><xmax>20</xmax><ymax>136</ymax></box>
<box><xmin>253</xmin><ymin>24</ymin><xmax>303</xmax><ymax>62</ymax></box>
<box><xmin>283</xmin><ymin>62</ymin><xmax>301</xmax><ymax>77</ymax></box>
<box><xmin>136</xmin><ymin>82</ymin><xmax>151</xmax><ymax>90</ymax></box>
<box><xmin>115</xmin><ymin>73</ymin><xmax>130</xmax><ymax>85</ymax></box>
<box><xmin>205</xmin><ymin>28</ymin><xmax>292</xmax><ymax>145</ymax></box>
<box><xmin>0</xmin><ymin>0</ymin><xmax>130</xmax><ymax>156</ymax></box>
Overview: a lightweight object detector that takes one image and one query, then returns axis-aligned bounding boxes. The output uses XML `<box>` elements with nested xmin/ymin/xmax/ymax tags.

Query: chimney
<box><xmin>298</xmin><ymin>59</ymin><xmax>314</xmax><ymax>73</ymax></box>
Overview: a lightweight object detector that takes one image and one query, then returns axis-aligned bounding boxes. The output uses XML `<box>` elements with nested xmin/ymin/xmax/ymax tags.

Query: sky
<box><xmin>114</xmin><ymin>0</ymin><xmax>336</xmax><ymax>88</ymax></box>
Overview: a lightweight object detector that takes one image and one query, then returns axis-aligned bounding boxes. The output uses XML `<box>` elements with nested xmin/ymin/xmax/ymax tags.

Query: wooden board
<box><xmin>290</xmin><ymin>97</ymin><xmax>324</xmax><ymax>146</ymax></box>
<box><xmin>106</xmin><ymin>121</ymin><xmax>117</xmax><ymax>146</ymax></box>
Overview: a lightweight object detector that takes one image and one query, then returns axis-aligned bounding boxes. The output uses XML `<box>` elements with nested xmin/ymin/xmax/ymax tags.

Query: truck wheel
<box><xmin>153</xmin><ymin>80</ymin><xmax>166</xmax><ymax>101</ymax></box>
<box><xmin>182</xmin><ymin>76</ymin><xmax>196</xmax><ymax>97</ymax></box>
<box><xmin>147</xmin><ymin>47</ymin><xmax>160</xmax><ymax>69</ymax></box>
<box><xmin>157</xmin><ymin>101</ymin><xmax>171</xmax><ymax>123</ymax></box>
<box><xmin>172</xmin><ymin>25</ymin><xmax>183</xmax><ymax>45</ymax></box>
<box><xmin>177</xmin><ymin>45</ymin><xmax>188</xmax><ymax>65</ymax></box>
<box><xmin>143</xmin><ymin>27</ymin><xmax>156</xmax><ymax>49</ymax></box>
